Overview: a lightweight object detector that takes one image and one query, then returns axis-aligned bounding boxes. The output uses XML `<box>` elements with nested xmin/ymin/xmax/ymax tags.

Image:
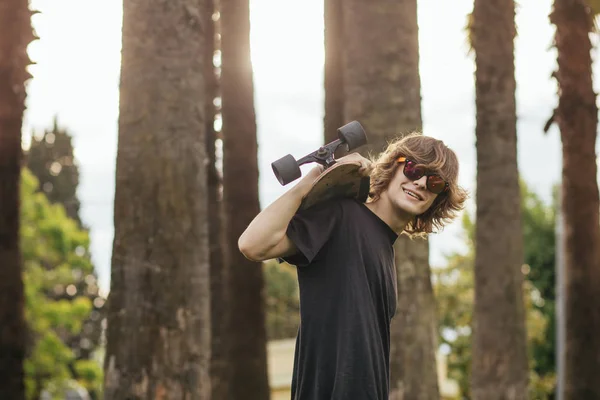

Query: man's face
<box><xmin>383</xmin><ymin>162</ymin><xmax>440</xmax><ymax>216</ymax></box>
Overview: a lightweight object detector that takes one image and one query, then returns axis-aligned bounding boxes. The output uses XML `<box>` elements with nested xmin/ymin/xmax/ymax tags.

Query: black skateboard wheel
<box><xmin>272</xmin><ymin>154</ymin><xmax>302</xmax><ymax>185</ymax></box>
<box><xmin>338</xmin><ymin>121</ymin><xmax>367</xmax><ymax>151</ymax></box>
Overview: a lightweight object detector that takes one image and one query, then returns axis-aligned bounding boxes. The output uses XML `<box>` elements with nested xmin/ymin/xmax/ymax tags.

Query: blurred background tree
<box><xmin>547</xmin><ymin>0</ymin><xmax>600</xmax><ymax>397</ymax></box>
<box><xmin>263</xmin><ymin>261</ymin><xmax>300</xmax><ymax>341</ymax></box>
<box><xmin>434</xmin><ymin>181</ymin><xmax>558</xmax><ymax>400</ymax></box>
<box><xmin>522</xmin><ymin>184</ymin><xmax>557</xmax><ymax>393</ymax></box>
<box><xmin>220</xmin><ymin>0</ymin><xmax>270</xmax><ymax>397</ymax></box>
<box><xmin>20</xmin><ymin>169</ymin><xmax>103</xmax><ymax>399</ymax></box>
<box><xmin>26</xmin><ymin>117</ymin><xmax>81</xmax><ymax>226</ymax></box>
<box><xmin>103</xmin><ymin>0</ymin><xmax>212</xmax><ymax>396</ymax></box>
<box><xmin>201</xmin><ymin>0</ymin><xmax>232</xmax><ymax>398</ymax></box>
<box><xmin>0</xmin><ymin>0</ymin><xmax>36</xmax><ymax>398</ymax></box>
<box><xmin>25</xmin><ymin>121</ymin><xmax>104</xmax><ymax>386</ymax></box>
<box><xmin>469</xmin><ymin>0</ymin><xmax>529</xmax><ymax>397</ymax></box>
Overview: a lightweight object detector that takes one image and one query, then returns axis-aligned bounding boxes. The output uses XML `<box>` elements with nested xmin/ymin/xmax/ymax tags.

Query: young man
<box><xmin>238</xmin><ymin>132</ymin><xmax>468</xmax><ymax>399</ymax></box>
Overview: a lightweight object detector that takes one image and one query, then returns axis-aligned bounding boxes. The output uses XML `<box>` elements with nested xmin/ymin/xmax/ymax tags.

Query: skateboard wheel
<box><xmin>338</xmin><ymin>121</ymin><xmax>367</xmax><ymax>151</ymax></box>
<box><xmin>271</xmin><ymin>154</ymin><xmax>302</xmax><ymax>185</ymax></box>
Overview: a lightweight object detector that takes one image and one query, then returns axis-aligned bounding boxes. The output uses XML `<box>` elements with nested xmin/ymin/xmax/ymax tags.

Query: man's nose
<box><xmin>413</xmin><ymin>175</ymin><xmax>428</xmax><ymax>189</ymax></box>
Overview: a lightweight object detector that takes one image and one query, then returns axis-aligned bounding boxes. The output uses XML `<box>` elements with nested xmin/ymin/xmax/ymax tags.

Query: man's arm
<box><xmin>238</xmin><ymin>165</ymin><xmax>323</xmax><ymax>262</ymax></box>
<box><xmin>238</xmin><ymin>152</ymin><xmax>372</xmax><ymax>262</ymax></box>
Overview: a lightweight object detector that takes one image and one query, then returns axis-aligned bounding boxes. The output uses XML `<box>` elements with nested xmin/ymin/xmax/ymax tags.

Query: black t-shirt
<box><xmin>281</xmin><ymin>198</ymin><xmax>398</xmax><ymax>400</ymax></box>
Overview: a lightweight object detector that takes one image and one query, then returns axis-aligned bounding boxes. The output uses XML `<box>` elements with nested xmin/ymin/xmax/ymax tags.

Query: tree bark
<box><xmin>342</xmin><ymin>0</ymin><xmax>422</xmax><ymax>152</ymax></box>
<box><xmin>340</xmin><ymin>0</ymin><xmax>440</xmax><ymax>398</ymax></box>
<box><xmin>103</xmin><ymin>0</ymin><xmax>211</xmax><ymax>397</ymax></box>
<box><xmin>220</xmin><ymin>0</ymin><xmax>270</xmax><ymax>398</ymax></box>
<box><xmin>550</xmin><ymin>1</ymin><xmax>600</xmax><ymax>398</ymax></box>
<box><xmin>323</xmin><ymin>0</ymin><xmax>345</xmax><ymax>147</ymax></box>
<box><xmin>0</xmin><ymin>0</ymin><xmax>33</xmax><ymax>398</ymax></box>
<box><xmin>391</xmin><ymin>239</ymin><xmax>439</xmax><ymax>400</ymax></box>
<box><xmin>470</xmin><ymin>0</ymin><xmax>529</xmax><ymax>398</ymax></box>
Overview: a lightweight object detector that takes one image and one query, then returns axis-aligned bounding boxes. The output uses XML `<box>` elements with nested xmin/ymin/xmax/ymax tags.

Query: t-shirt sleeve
<box><xmin>280</xmin><ymin>199</ymin><xmax>342</xmax><ymax>267</ymax></box>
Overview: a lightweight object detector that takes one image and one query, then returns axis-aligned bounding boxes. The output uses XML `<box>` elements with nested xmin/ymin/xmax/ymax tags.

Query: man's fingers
<box><xmin>358</xmin><ymin>164</ymin><xmax>368</xmax><ymax>174</ymax></box>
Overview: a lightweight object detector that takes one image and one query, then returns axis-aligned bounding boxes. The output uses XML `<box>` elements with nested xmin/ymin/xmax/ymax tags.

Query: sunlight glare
<box><xmin>249</xmin><ymin>0</ymin><xmax>324</xmax><ymax>92</ymax></box>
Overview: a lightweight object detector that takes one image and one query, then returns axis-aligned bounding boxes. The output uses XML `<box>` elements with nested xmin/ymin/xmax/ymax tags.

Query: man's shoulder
<box><xmin>300</xmin><ymin>197</ymin><xmax>360</xmax><ymax>214</ymax></box>
<box><xmin>340</xmin><ymin>198</ymin><xmax>376</xmax><ymax>220</ymax></box>
<box><xmin>336</xmin><ymin>197</ymin><xmax>364</xmax><ymax>210</ymax></box>
<box><xmin>330</xmin><ymin>198</ymin><xmax>375</xmax><ymax>229</ymax></box>
<box><xmin>324</xmin><ymin>198</ymin><xmax>367</xmax><ymax>220</ymax></box>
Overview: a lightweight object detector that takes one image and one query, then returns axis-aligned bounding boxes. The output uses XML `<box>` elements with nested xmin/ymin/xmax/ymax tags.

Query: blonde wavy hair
<box><xmin>367</xmin><ymin>132</ymin><xmax>468</xmax><ymax>237</ymax></box>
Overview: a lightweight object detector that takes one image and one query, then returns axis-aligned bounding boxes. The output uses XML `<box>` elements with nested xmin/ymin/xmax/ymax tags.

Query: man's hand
<box><xmin>294</xmin><ymin>164</ymin><xmax>325</xmax><ymax>192</ymax></box>
<box><xmin>295</xmin><ymin>152</ymin><xmax>371</xmax><ymax>193</ymax></box>
<box><xmin>337</xmin><ymin>152</ymin><xmax>372</xmax><ymax>176</ymax></box>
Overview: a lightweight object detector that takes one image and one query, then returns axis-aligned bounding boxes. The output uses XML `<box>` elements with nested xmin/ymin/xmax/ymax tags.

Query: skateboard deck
<box><xmin>299</xmin><ymin>161</ymin><xmax>371</xmax><ymax>211</ymax></box>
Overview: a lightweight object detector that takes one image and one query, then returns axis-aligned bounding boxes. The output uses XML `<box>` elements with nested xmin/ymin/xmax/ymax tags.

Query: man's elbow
<box><xmin>238</xmin><ymin>235</ymin><xmax>265</xmax><ymax>262</ymax></box>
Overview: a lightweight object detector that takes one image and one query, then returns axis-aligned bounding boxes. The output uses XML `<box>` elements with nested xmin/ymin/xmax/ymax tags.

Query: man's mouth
<box><xmin>403</xmin><ymin>188</ymin><xmax>422</xmax><ymax>201</ymax></box>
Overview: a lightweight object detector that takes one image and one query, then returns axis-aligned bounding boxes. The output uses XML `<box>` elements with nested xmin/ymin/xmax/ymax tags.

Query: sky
<box><xmin>22</xmin><ymin>0</ymin><xmax>600</xmax><ymax>295</ymax></box>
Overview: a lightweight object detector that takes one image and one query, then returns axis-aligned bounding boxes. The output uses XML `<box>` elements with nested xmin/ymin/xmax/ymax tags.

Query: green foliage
<box><xmin>20</xmin><ymin>169</ymin><xmax>104</xmax><ymax>399</ymax></box>
<box><xmin>522</xmin><ymin>183</ymin><xmax>557</xmax><ymax>386</ymax></box>
<box><xmin>26</xmin><ymin>118</ymin><xmax>81</xmax><ymax>225</ymax></box>
<box><xmin>434</xmin><ymin>182</ymin><xmax>557</xmax><ymax>399</ymax></box>
<box><xmin>263</xmin><ymin>260</ymin><xmax>300</xmax><ymax>340</ymax></box>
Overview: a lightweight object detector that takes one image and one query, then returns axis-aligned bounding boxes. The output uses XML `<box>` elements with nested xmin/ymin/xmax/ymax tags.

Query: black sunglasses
<box><xmin>397</xmin><ymin>157</ymin><xmax>448</xmax><ymax>194</ymax></box>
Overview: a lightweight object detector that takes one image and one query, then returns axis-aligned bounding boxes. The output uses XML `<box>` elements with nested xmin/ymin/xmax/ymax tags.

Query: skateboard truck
<box><xmin>271</xmin><ymin>120</ymin><xmax>368</xmax><ymax>185</ymax></box>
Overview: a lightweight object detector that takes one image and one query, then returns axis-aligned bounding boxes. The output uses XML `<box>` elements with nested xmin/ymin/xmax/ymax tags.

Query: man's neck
<box><xmin>364</xmin><ymin>197</ymin><xmax>412</xmax><ymax>234</ymax></box>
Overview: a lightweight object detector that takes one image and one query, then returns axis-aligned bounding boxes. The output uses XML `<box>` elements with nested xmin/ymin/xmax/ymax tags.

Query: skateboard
<box><xmin>297</xmin><ymin>160</ymin><xmax>371</xmax><ymax>211</ymax></box>
<box><xmin>271</xmin><ymin>121</ymin><xmax>370</xmax><ymax>211</ymax></box>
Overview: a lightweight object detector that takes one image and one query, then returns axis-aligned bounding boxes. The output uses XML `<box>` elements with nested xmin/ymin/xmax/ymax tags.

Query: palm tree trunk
<box><xmin>550</xmin><ymin>1</ymin><xmax>600</xmax><ymax>397</ymax></box>
<box><xmin>324</xmin><ymin>0</ymin><xmax>345</xmax><ymax>146</ymax></box>
<box><xmin>341</xmin><ymin>0</ymin><xmax>440</xmax><ymax>398</ymax></box>
<box><xmin>470</xmin><ymin>0</ymin><xmax>528</xmax><ymax>398</ymax></box>
<box><xmin>0</xmin><ymin>1</ymin><xmax>33</xmax><ymax>398</ymax></box>
<box><xmin>103</xmin><ymin>0</ymin><xmax>211</xmax><ymax>397</ymax></box>
<box><xmin>220</xmin><ymin>0</ymin><xmax>270</xmax><ymax>397</ymax></box>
